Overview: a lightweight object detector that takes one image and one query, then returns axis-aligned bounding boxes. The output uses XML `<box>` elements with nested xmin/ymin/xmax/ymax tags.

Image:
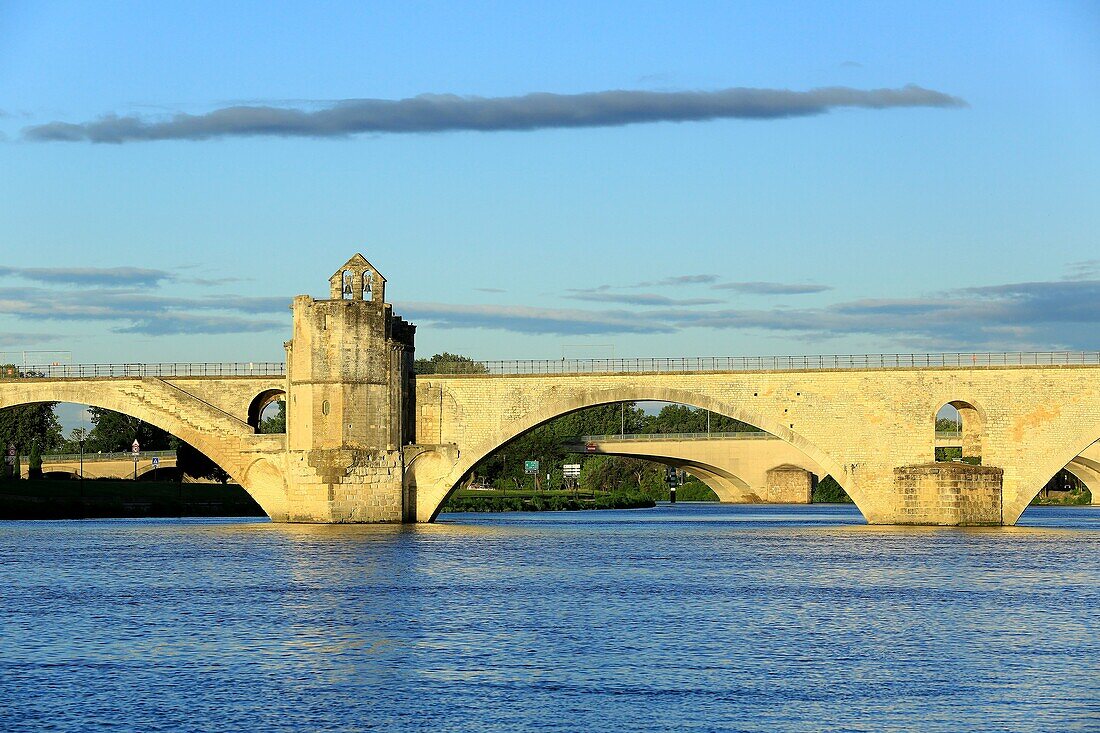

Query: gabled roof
<box><xmin>329</xmin><ymin>253</ymin><xmax>386</xmax><ymax>282</ymax></box>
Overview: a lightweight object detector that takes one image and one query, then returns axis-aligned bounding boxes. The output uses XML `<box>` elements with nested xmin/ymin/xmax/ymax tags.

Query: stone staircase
<box><xmin>111</xmin><ymin>378</ymin><xmax>254</xmax><ymax>477</ymax></box>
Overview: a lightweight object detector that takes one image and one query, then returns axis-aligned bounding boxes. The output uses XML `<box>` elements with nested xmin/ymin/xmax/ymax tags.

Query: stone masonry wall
<box><xmin>765</xmin><ymin>466</ymin><xmax>813</xmax><ymax>504</ymax></box>
<box><xmin>893</xmin><ymin>463</ymin><xmax>1003</xmax><ymax>525</ymax></box>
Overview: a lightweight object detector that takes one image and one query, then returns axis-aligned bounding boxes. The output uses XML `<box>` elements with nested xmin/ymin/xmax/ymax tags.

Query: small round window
<box><xmin>321</xmin><ymin>400</ymin><xmax>330</xmax><ymax>416</ymax></box>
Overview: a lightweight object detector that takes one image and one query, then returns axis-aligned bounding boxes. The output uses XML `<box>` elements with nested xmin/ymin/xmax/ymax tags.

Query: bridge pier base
<box><xmin>890</xmin><ymin>463</ymin><xmax>1003</xmax><ymax>526</ymax></box>
<box><xmin>764</xmin><ymin>466</ymin><xmax>813</xmax><ymax>504</ymax></box>
<box><xmin>278</xmin><ymin>449</ymin><xmax>405</xmax><ymax>523</ymax></box>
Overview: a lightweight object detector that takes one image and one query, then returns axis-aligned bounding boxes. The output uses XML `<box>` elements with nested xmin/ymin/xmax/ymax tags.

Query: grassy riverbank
<box><xmin>1029</xmin><ymin>487</ymin><xmax>1093</xmax><ymax>506</ymax></box>
<box><xmin>0</xmin><ymin>479</ymin><xmax>265</xmax><ymax>519</ymax></box>
<box><xmin>443</xmin><ymin>488</ymin><xmax>656</xmax><ymax>513</ymax></box>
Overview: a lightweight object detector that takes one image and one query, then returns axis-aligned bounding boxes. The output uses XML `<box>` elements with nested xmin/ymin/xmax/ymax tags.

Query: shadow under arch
<box><xmin>647</xmin><ymin>458</ymin><xmax>754</xmax><ymax>502</ymax></box>
<box><xmin>583</xmin><ymin>449</ymin><xmax>822</xmax><ymax>503</ymax></box>
<box><xmin>422</xmin><ymin>385</ymin><xmax>857</xmax><ymax>521</ymax></box>
<box><xmin>0</xmin><ymin>380</ymin><xmax>280</xmax><ymax>518</ymax></box>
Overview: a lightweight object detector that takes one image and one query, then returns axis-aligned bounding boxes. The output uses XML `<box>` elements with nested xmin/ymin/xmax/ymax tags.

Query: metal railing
<box><xmin>418</xmin><ymin>351</ymin><xmax>1100</xmax><ymax>375</ymax></box>
<box><xmin>0</xmin><ymin>362</ymin><xmax>286</xmax><ymax>379</ymax></box>
<box><xmin>578</xmin><ymin>431</ymin><xmax>775</xmax><ymax>442</ymax></box>
<box><xmin>575</xmin><ymin>430</ymin><xmax>964</xmax><ymax>444</ymax></box>
<box><xmin>2</xmin><ymin>351</ymin><xmax>1099</xmax><ymax>380</ymax></box>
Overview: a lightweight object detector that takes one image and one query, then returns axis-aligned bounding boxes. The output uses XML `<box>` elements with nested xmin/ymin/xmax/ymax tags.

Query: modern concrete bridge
<box><xmin>3</xmin><ymin>254</ymin><xmax>1100</xmax><ymax>526</ymax></box>
<box><xmin>566</xmin><ymin>432</ymin><xmax>824</xmax><ymax>503</ymax></box>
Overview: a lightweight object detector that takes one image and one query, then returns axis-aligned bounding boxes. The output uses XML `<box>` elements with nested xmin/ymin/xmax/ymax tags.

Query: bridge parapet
<box><xmin>5</xmin><ymin>351</ymin><xmax>1100</xmax><ymax>380</ymax></box>
<box><xmin>1</xmin><ymin>362</ymin><xmax>285</xmax><ymax>379</ymax></box>
<box><xmin>577</xmin><ymin>431</ymin><xmax>776</xmax><ymax>442</ymax></box>
<box><xmin>419</xmin><ymin>351</ymin><xmax>1100</xmax><ymax>375</ymax></box>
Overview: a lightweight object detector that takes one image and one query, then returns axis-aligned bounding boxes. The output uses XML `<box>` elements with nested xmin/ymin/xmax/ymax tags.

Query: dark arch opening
<box><xmin>0</xmin><ymin>400</ymin><xmax>264</xmax><ymax>519</ymax></box>
<box><xmin>247</xmin><ymin>389</ymin><xmax>287</xmax><ymax>434</ymax></box>
<box><xmin>1029</xmin><ymin>468</ymin><xmax>1093</xmax><ymax>507</ymax></box>
<box><xmin>439</xmin><ymin>400</ymin><xmax>851</xmax><ymax>514</ymax></box>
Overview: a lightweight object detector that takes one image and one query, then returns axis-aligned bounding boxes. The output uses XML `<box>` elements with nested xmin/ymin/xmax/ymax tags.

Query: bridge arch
<box><xmin>247</xmin><ymin>388</ymin><xmax>287</xmax><ymax>433</ymax></box>
<box><xmin>1008</xmin><ymin>420</ymin><xmax>1100</xmax><ymax>523</ymax></box>
<box><xmin>420</xmin><ymin>385</ymin><xmax>856</xmax><ymax>521</ymax></box>
<box><xmin>934</xmin><ymin>399</ymin><xmax>985</xmax><ymax>463</ymax></box>
<box><xmin>1064</xmin><ymin>459</ymin><xmax>1099</xmax><ymax>502</ymax></box>
<box><xmin>640</xmin><ymin>458</ymin><xmax>755</xmax><ymax>502</ymax></box>
<box><xmin>0</xmin><ymin>380</ymin><xmax>287</xmax><ymax>519</ymax></box>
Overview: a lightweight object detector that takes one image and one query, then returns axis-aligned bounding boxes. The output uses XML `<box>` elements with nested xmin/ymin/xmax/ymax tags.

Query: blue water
<box><xmin>1</xmin><ymin>503</ymin><xmax>1098</xmax><ymax>732</ymax></box>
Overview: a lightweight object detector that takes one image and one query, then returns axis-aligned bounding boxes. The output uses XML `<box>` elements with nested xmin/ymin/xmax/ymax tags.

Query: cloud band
<box><xmin>24</xmin><ymin>84</ymin><xmax>966</xmax><ymax>143</ymax></box>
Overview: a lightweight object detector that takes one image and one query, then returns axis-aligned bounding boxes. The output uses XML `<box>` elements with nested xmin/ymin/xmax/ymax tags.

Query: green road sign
<box><xmin>524</xmin><ymin>460</ymin><xmax>539</xmax><ymax>474</ymax></box>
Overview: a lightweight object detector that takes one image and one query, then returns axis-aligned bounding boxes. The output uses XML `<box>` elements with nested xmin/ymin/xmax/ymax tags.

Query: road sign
<box><xmin>151</xmin><ymin>457</ymin><xmax>160</xmax><ymax>468</ymax></box>
<box><xmin>132</xmin><ymin>439</ymin><xmax>140</xmax><ymax>455</ymax></box>
<box><xmin>524</xmin><ymin>460</ymin><xmax>539</xmax><ymax>475</ymax></box>
<box><xmin>563</xmin><ymin>463</ymin><xmax>581</xmax><ymax>478</ymax></box>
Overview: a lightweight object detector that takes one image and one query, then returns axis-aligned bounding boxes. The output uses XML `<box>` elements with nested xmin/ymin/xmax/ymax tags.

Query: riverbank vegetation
<box><xmin>443</xmin><ymin>488</ymin><xmax>655</xmax><ymax>513</ymax></box>
<box><xmin>1030</xmin><ymin>469</ymin><xmax>1093</xmax><ymax>506</ymax></box>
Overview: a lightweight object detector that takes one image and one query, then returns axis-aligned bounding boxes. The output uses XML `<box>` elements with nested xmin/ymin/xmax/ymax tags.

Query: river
<box><xmin>1</xmin><ymin>504</ymin><xmax>1098</xmax><ymax>732</ymax></box>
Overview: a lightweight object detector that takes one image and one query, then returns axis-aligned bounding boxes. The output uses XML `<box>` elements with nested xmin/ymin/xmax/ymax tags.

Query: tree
<box><xmin>85</xmin><ymin>407</ymin><xmax>174</xmax><ymax>453</ymax></box>
<box><xmin>28</xmin><ymin>441</ymin><xmax>43</xmax><ymax>480</ymax></box>
<box><xmin>81</xmin><ymin>407</ymin><xmax>231</xmax><ymax>482</ymax></box>
<box><xmin>935</xmin><ymin>417</ymin><xmax>961</xmax><ymax>432</ymax></box>
<box><xmin>639</xmin><ymin>404</ymin><xmax>757</xmax><ymax>434</ymax></box>
<box><xmin>414</xmin><ymin>352</ymin><xmax>489</xmax><ymax>375</ymax></box>
<box><xmin>258</xmin><ymin>401</ymin><xmax>286</xmax><ymax>434</ymax></box>
<box><xmin>63</xmin><ymin>427</ymin><xmax>89</xmax><ymax>454</ymax></box>
<box><xmin>0</xmin><ymin>401</ymin><xmax>64</xmax><ymax>461</ymax></box>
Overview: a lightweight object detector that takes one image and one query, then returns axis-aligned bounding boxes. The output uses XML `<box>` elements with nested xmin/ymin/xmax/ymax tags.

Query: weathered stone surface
<box><xmin>893</xmin><ymin>463</ymin><xmax>1003</xmax><ymax>526</ymax></box>
<box><xmin>765</xmin><ymin>465</ymin><xmax>814</xmax><ymax>504</ymax></box>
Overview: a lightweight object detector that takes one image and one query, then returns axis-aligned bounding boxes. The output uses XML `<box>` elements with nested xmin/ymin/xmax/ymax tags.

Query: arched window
<box><xmin>935</xmin><ymin>401</ymin><xmax>983</xmax><ymax>464</ymax></box>
<box><xmin>341</xmin><ymin>270</ymin><xmax>354</xmax><ymax>299</ymax></box>
<box><xmin>248</xmin><ymin>389</ymin><xmax>287</xmax><ymax>434</ymax></box>
<box><xmin>362</xmin><ymin>271</ymin><xmax>374</xmax><ymax>300</ymax></box>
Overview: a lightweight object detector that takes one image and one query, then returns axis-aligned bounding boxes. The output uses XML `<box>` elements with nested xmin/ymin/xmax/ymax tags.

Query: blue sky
<box><xmin>1</xmin><ymin>1</ymin><xmax>1098</xmax><ymax>365</ymax></box>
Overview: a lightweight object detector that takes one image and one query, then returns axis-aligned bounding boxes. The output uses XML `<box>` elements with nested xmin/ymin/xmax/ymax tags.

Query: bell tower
<box><xmin>283</xmin><ymin>253</ymin><xmax>416</xmax><ymax>521</ymax></box>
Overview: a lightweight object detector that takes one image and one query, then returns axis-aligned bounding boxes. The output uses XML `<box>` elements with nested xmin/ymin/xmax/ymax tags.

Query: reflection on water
<box><xmin>1</xmin><ymin>504</ymin><xmax>1098</xmax><ymax>732</ymax></box>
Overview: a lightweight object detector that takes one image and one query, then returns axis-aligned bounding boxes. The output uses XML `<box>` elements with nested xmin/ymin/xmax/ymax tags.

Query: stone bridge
<box><xmin>410</xmin><ymin>365</ymin><xmax>1100</xmax><ymax>524</ymax></box>
<box><xmin>2</xmin><ymin>254</ymin><xmax>1099</xmax><ymax>526</ymax></box>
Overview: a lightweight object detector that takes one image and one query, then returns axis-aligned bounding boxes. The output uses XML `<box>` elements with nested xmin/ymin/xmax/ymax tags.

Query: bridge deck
<box><xmin>3</xmin><ymin>351</ymin><xmax>1100</xmax><ymax>379</ymax></box>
